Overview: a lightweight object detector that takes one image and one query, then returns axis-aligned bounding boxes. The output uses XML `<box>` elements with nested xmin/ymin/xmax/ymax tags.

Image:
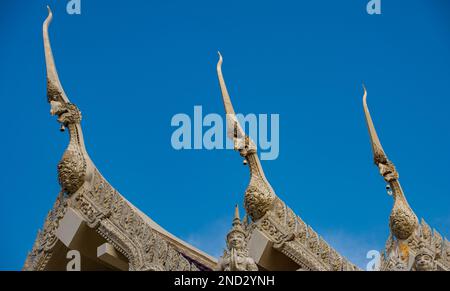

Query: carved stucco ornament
<box><xmin>216</xmin><ymin>53</ymin><xmax>276</xmax><ymax>221</ymax></box>
<box><xmin>413</xmin><ymin>241</ymin><xmax>436</xmax><ymax>271</ymax></box>
<box><xmin>43</xmin><ymin>6</ymin><xmax>93</xmax><ymax>196</ymax></box>
<box><xmin>24</xmin><ymin>8</ymin><xmax>215</xmax><ymax>271</ymax></box>
<box><xmin>216</xmin><ymin>54</ymin><xmax>359</xmax><ymax>271</ymax></box>
<box><xmin>362</xmin><ymin>86</ymin><xmax>418</xmax><ymax>240</ymax></box>
<box><xmin>362</xmin><ymin>87</ymin><xmax>450</xmax><ymax>271</ymax></box>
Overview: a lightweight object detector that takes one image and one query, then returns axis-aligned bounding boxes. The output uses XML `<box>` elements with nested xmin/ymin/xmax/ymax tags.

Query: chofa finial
<box><xmin>362</xmin><ymin>86</ymin><xmax>418</xmax><ymax>241</ymax></box>
<box><xmin>44</xmin><ymin>5</ymin><xmax>70</xmax><ymax>104</ymax></box>
<box><xmin>44</xmin><ymin>5</ymin><xmax>82</xmax><ymax>132</ymax></box>
<box><xmin>42</xmin><ymin>8</ymin><xmax>89</xmax><ymax>196</ymax></box>
<box><xmin>216</xmin><ymin>53</ymin><xmax>256</xmax><ymax>155</ymax></box>
<box><xmin>215</xmin><ymin>53</ymin><xmax>276</xmax><ymax>221</ymax></box>
<box><xmin>362</xmin><ymin>84</ymin><xmax>388</xmax><ymax>165</ymax></box>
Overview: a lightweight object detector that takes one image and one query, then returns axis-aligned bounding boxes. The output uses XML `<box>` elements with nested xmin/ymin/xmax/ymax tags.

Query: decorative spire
<box><xmin>217</xmin><ymin>52</ymin><xmax>258</xmax><ymax>156</ymax></box>
<box><xmin>233</xmin><ymin>204</ymin><xmax>241</xmax><ymax>226</ymax></box>
<box><xmin>216</xmin><ymin>53</ymin><xmax>276</xmax><ymax>221</ymax></box>
<box><xmin>44</xmin><ymin>6</ymin><xmax>69</xmax><ymax>104</ymax></box>
<box><xmin>362</xmin><ymin>86</ymin><xmax>418</xmax><ymax>241</ymax></box>
<box><xmin>227</xmin><ymin>204</ymin><xmax>245</xmax><ymax>240</ymax></box>
<box><xmin>43</xmin><ymin>8</ymin><xmax>91</xmax><ymax>196</ymax></box>
<box><xmin>217</xmin><ymin>52</ymin><xmax>236</xmax><ymax>116</ymax></box>
<box><xmin>362</xmin><ymin>85</ymin><xmax>388</xmax><ymax>166</ymax></box>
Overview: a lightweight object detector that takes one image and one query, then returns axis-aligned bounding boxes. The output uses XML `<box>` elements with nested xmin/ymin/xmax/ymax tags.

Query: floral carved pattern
<box><xmin>23</xmin><ymin>193</ymin><xmax>68</xmax><ymax>271</ymax></box>
<box><xmin>58</xmin><ymin>148</ymin><xmax>86</xmax><ymax>195</ymax></box>
<box><xmin>24</xmin><ymin>169</ymin><xmax>211</xmax><ymax>271</ymax></box>
<box><xmin>244</xmin><ymin>154</ymin><xmax>276</xmax><ymax>221</ymax></box>
<box><xmin>381</xmin><ymin>218</ymin><xmax>450</xmax><ymax>271</ymax></box>
<box><xmin>249</xmin><ymin>197</ymin><xmax>359</xmax><ymax>271</ymax></box>
<box><xmin>75</xmin><ymin>170</ymin><xmax>205</xmax><ymax>271</ymax></box>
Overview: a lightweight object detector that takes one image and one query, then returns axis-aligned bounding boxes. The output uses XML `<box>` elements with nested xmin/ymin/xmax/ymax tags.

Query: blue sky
<box><xmin>1</xmin><ymin>0</ymin><xmax>449</xmax><ymax>270</ymax></box>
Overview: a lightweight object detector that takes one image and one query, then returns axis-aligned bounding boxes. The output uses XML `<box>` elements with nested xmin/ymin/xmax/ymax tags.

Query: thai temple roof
<box><xmin>23</xmin><ymin>7</ymin><xmax>449</xmax><ymax>272</ymax></box>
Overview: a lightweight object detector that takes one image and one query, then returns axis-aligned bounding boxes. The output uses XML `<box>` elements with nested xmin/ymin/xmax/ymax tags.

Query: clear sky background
<box><xmin>0</xmin><ymin>0</ymin><xmax>449</xmax><ymax>270</ymax></box>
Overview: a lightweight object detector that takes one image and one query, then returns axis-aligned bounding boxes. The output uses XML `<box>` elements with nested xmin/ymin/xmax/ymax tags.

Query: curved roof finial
<box><xmin>362</xmin><ymin>85</ymin><xmax>418</xmax><ymax>241</ymax></box>
<box><xmin>215</xmin><ymin>53</ymin><xmax>275</xmax><ymax>221</ymax></box>
<box><xmin>362</xmin><ymin>84</ymin><xmax>388</xmax><ymax>165</ymax></box>
<box><xmin>42</xmin><ymin>8</ymin><xmax>90</xmax><ymax>194</ymax></box>
<box><xmin>43</xmin><ymin>6</ymin><xmax>70</xmax><ymax>103</ymax></box>
<box><xmin>217</xmin><ymin>52</ymin><xmax>256</xmax><ymax>151</ymax></box>
<box><xmin>217</xmin><ymin>52</ymin><xmax>236</xmax><ymax>116</ymax></box>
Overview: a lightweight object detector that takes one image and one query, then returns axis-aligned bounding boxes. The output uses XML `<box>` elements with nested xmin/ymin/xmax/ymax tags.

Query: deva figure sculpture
<box><xmin>216</xmin><ymin>206</ymin><xmax>258</xmax><ymax>271</ymax></box>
